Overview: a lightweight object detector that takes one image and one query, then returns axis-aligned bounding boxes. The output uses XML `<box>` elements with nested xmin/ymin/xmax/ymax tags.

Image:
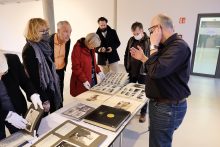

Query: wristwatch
<box><xmin>150</xmin><ymin>45</ymin><xmax>159</xmax><ymax>51</ymax></box>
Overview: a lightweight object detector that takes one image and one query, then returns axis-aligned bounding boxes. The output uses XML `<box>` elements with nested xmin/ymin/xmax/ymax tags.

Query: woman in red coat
<box><xmin>70</xmin><ymin>33</ymin><xmax>105</xmax><ymax>97</ymax></box>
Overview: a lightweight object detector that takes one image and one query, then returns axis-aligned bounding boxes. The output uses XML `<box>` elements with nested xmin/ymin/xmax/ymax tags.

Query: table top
<box><xmin>36</xmin><ymin>98</ymin><xmax>148</xmax><ymax>147</ymax></box>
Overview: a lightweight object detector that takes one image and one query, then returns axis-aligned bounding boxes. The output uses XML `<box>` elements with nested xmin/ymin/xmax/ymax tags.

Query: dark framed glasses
<box><xmin>39</xmin><ymin>28</ymin><xmax>50</xmax><ymax>34</ymax></box>
<box><xmin>148</xmin><ymin>25</ymin><xmax>160</xmax><ymax>35</ymax></box>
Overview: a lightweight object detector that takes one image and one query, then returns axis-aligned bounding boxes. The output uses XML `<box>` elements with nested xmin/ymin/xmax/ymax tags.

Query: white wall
<box><xmin>53</xmin><ymin>0</ymin><xmax>115</xmax><ymax>48</ymax></box>
<box><xmin>117</xmin><ymin>0</ymin><xmax>220</xmax><ymax>64</ymax></box>
<box><xmin>0</xmin><ymin>0</ymin><xmax>43</xmax><ymax>52</ymax></box>
<box><xmin>0</xmin><ymin>0</ymin><xmax>220</xmax><ymax>62</ymax></box>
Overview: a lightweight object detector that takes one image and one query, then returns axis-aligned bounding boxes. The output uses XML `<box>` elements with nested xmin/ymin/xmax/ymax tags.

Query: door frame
<box><xmin>191</xmin><ymin>13</ymin><xmax>220</xmax><ymax>78</ymax></box>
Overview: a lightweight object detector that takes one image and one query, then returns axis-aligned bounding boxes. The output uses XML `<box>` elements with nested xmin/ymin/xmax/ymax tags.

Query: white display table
<box><xmin>36</xmin><ymin>98</ymin><xmax>148</xmax><ymax>147</ymax></box>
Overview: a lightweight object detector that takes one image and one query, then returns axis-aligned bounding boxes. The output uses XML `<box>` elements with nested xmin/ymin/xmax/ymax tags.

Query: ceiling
<box><xmin>0</xmin><ymin>0</ymin><xmax>39</xmax><ymax>5</ymax></box>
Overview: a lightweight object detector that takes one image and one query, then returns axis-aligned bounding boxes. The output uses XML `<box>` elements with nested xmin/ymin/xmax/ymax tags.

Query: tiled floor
<box><xmin>62</xmin><ymin>64</ymin><xmax>220</xmax><ymax>147</ymax></box>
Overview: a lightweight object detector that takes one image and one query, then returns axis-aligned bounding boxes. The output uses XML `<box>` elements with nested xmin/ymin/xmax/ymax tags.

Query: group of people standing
<box><xmin>0</xmin><ymin>13</ymin><xmax>191</xmax><ymax>147</ymax></box>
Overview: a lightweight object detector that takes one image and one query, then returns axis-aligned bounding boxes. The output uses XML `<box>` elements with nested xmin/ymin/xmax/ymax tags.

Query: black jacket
<box><xmin>145</xmin><ymin>33</ymin><xmax>191</xmax><ymax>100</ymax></box>
<box><xmin>0</xmin><ymin>54</ymin><xmax>36</xmax><ymax>119</ymax></box>
<box><xmin>22</xmin><ymin>43</ymin><xmax>54</xmax><ymax>104</ymax></box>
<box><xmin>96</xmin><ymin>25</ymin><xmax>121</xmax><ymax>65</ymax></box>
<box><xmin>124</xmin><ymin>32</ymin><xmax>150</xmax><ymax>77</ymax></box>
<box><xmin>49</xmin><ymin>33</ymin><xmax>71</xmax><ymax>71</ymax></box>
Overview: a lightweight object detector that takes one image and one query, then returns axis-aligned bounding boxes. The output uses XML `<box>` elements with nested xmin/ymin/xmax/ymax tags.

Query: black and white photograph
<box><xmin>55</xmin><ymin>122</ymin><xmax>77</xmax><ymax>137</ymax></box>
<box><xmin>62</xmin><ymin>103</ymin><xmax>94</xmax><ymax>120</ymax></box>
<box><xmin>25</xmin><ymin>108</ymin><xmax>40</xmax><ymax>133</ymax></box>
<box><xmin>56</xmin><ymin>140</ymin><xmax>79</xmax><ymax>147</ymax></box>
<box><xmin>69</xmin><ymin>128</ymin><xmax>100</xmax><ymax>146</ymax></box>
<box><xmin>76</xmin><ymin>91</ymin><xmax>111</xmax><ymax>106</ymax></box>
<box><xmin>104</xmin><ymin>96</ymin><xmax>142</xmax><ymax>114</ymax></box>
<box><xmin>116</xmin><ymin>83</ymin><xmax>147</xmax><ymax>102</ymax></box>
<box><xmin>114</xmin><ymin>101</ymin><xmax>131</xmax><ymax>110</ymax></box>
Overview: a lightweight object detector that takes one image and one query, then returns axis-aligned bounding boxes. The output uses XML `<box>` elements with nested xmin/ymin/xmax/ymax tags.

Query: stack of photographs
<box><xmin>61</xmin><ymin>102</ymin><xmax>95</xmax><ymax>121</ymax></box>
<box><xmin>0</xmin><ymin>131</ymin><xmax>33</xmax><ymax>147</ymax></box>
<box><xmin>75</xmin><ymin>91</ymin><xmax>111</xmax><ymax>106</ymax></box>
<box><xmin>101</xmin><ymin>72</ymin><xmax>129</xmax><ymax>85</ymax></box>
<box><xmin>103</xmin><ymin>96</ymin><xmax>142</xmax><ymax>114</ymax></box>
<box><xmin>91</xmin><ymin>72</ymin><xmax>129</xmax><ymax>95</ymax></box>
<box><xmin>32</xmin><ymin>120</ymin><xmax>107</xmax><ymax>147</ymax></box>
<box><xmin>116</xmin><ymin>83</ymin><xmax>147</xmax><ymax>102</ymax></box>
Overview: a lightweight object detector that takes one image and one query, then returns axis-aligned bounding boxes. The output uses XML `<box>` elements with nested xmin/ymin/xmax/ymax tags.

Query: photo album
<box><xmin>32</xmin><ymin>120</ymin><xmax>107</xmax><ymax>147</ymax></box>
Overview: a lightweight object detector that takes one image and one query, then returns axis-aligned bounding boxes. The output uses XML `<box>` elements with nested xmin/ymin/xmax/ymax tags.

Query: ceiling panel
<box><xmin>0</xmin><ymin>0</ymin><xmax>39</xmax><ymax>5</ymax></box>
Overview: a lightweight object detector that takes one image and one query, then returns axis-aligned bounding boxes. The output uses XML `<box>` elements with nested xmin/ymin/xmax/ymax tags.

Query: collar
<box><xmin>54</xmin><ymin>34</ymin><xmax>65</xmax><ymax>46</ymax></box>
<box><xmin>162</xmin><ymin>33</ymin><xmax>179</xmax><ymax>46</ymax></box>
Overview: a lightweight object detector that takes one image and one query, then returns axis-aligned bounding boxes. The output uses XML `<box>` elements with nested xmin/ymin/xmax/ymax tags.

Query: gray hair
<box><xmin>0</xmin><ymin>51</ymin><xmax>8</xmax><ymax>73</ymax></box>
<box><xmin>57</xmin><ymin>21</ymin><xmax>71</xmax><ymax>30</ymax></box>
<box><xmin>155</xmin><ymin>14</ymin><xmax>174</xmax><ymax>29</ymax></box>
<box><xmin>85</xmin><ymin>33</ymin><xmax>101</xmax><ymax>48</ymax></box>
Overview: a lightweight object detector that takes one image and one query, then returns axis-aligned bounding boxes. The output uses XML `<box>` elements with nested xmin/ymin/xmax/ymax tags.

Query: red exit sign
<box><xmin>179</xmin><ymin>17</ymin><xmax>186</xmax><ymax>24</ymax></box>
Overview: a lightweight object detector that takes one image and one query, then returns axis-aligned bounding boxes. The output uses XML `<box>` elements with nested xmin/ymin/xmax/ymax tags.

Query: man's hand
<box><xmin>5</xmin><ymin>111</ymin><xmax>28</xmax><ymax>129</ymax></box>
<box><xmin>150</xmin><ymin>27</ymin><xmax>162</xmax><ymax>46</ymax></box>
<box><xmin>98</xmin><ymin>72</ymin><xmax>105</xmax><ymax>81</ymax></box>
<box><xmin>98</xmin><ymin>47</ymin><xmax>106</xmax><ymax>53</ymax></box>
<box><xmin>130</xmin><ymin>46</ymin><xmax>148</xmax><ymax>62</ymax></box>
<box><xmin>42</xmin><ymin>100</ymin><xmax>50</xmax><ymax>112</ymax></box>
<box><xmin>30</xmin><ymin>93</ymin><xmax>43</xmax><ymax>109</ymax></box>
<box><xmin>106</xmin><ymin>47</ymin><xmax>112</xmax><ymax>53</ymax></box>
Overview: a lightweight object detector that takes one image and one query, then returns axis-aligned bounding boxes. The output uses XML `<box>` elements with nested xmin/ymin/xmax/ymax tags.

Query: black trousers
<box><xmin>0</xmin><ymin>120</ymin><xmax>19</xmax><ymax>140</ymax></box>
<box><xmin>56</xmin><ymin>68</ymin><xmax>65</xmax><ymax>107</ymax></box>
<box><xmin>129</xmin><ymin>74</ymin><xmax>148</xmax><ymax>115</ymax></box>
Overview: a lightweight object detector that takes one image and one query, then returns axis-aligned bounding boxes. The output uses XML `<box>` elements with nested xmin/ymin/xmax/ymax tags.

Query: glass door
<box><xmin>191</xmin><ymin>13</ymin><xmax>220</xmax><ymax>78</ymax></box>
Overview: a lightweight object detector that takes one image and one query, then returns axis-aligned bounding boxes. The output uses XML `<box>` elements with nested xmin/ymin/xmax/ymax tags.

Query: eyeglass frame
<box><xmin>148</xmin><ymin>24</ymin><xmax>161</xmax><ymax>35</ymax></box>
<box><xmin>39</xmin><ymin>28</ymin><xmax>50</xmax><ymax>34</ymax></box>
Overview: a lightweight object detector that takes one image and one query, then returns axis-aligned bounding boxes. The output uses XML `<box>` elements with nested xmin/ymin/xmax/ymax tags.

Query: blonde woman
<box><xmin>70</xmin><ymin>33</ymin><xmax>105</xmax><ymax>97</ymax></box>
<box><xmin>22</xmin><ymin>18</ymin><xmax>62</xmax><ymax>114</ymax></box>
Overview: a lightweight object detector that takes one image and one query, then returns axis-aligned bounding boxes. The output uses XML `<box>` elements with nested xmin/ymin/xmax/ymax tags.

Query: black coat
<box><xmin>96</xmin><ymin>25</ymin><xmax>121</xmax><ymax>65</ymax></box>
<box><xmin>145</xmin><ymin>33</ymin><xmax>191</xmax><ymax>100</ymax></box>
<box><xmin>124</xmin><ymin>32</ymin><xmax>150</xmax><ymax>77</ymax></box>
<box><xmin>1</xmin><ymin>54</ymin><xmax>36</xmax><ymax>119</ymax></box>
<box><xmin>49</xmin><ymin>33</ymin><xmax>71</xmax><ymax>71</ymax></box>
<box><xmin>22</xmin><ymin>43</ymin><xmax>54</xmax><ymax>104</ymax></box>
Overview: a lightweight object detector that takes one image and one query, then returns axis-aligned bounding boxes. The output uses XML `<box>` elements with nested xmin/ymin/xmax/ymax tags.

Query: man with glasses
<box><xmin>124</xmin><ymin>22</ymin><xmax>150</xmax><ymax>123</ymax></box>
<box><xmin>130</xmin><ymin>14</ymin><xmax>191</xmax><ymax>147</ymax></box>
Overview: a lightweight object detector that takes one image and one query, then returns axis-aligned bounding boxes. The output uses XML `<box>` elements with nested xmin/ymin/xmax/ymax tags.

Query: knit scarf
<box><xmin>28</xmin><ymin>40</ymin><xmax>62</xmax><ymax>110</ymax></box>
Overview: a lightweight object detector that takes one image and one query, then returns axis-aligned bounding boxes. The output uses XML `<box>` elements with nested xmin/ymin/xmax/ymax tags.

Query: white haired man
<box><xmin>49</xmin><ymin>21</ymin><xmax>72</xmax><ymax>106</ymax></box>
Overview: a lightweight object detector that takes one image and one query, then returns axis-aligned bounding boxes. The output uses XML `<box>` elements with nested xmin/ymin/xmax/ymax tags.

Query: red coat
<box><xmin>70</xmin><ymin>38</ymin><xmax>101</xmax><ymax>97</ymax></box>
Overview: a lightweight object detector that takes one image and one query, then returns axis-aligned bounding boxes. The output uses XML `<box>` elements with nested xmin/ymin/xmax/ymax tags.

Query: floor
<box><xmin>62</xmin><ymin>64</ymin><xmax>220</xmax><ymax>147</ymax></box>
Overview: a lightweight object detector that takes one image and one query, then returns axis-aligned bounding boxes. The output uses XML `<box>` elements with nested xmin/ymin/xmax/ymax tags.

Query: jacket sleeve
<box><xmin>124</xmin><ymin>39</ymin><xmax>131</xmax><ymax>72</ymax></box>
<box><xmin>0</xmin><ymin>81</ymin><xmax>15</xmax><ymax>120</ymax></box>
<box><xmin>22</xmin><ymin>45</ymin><xmax>49</xmax><ymax>102</ymax></box>
<box><xmin>110</xmin><ymin>30</ymin><xmax>121</xmax><ymax>50</ymax></box>
<box><xmin>12</xmin><ymin>55</ymin><xmax>36</xmax><ymax>102</ymax></box>
<box><xmin>71</xmin><ymin>44</ymin><xmax>87</xmax><ymax>83</ymax></box>
<box><xmin>146</xmin><ymin>41</ymin><xmax>190</xmax><ymax>79</ymax></box>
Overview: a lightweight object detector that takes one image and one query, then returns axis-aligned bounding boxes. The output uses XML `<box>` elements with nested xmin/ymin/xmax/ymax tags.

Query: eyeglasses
<box><xmin>39</xmin><ymin>28</ymin><xmax>50</xmax><ymax>34</ymax></box>
<box><xmin>148</xmin><ymin>25</ymin><xmax>160</xmax><ymax>35</ymax></box>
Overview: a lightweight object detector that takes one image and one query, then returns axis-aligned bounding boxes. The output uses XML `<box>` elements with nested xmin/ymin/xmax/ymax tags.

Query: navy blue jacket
<box><xmin>145</xmin><ymin>33</ymin><xmax>191</xmax><ymax>100</ymax></box>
